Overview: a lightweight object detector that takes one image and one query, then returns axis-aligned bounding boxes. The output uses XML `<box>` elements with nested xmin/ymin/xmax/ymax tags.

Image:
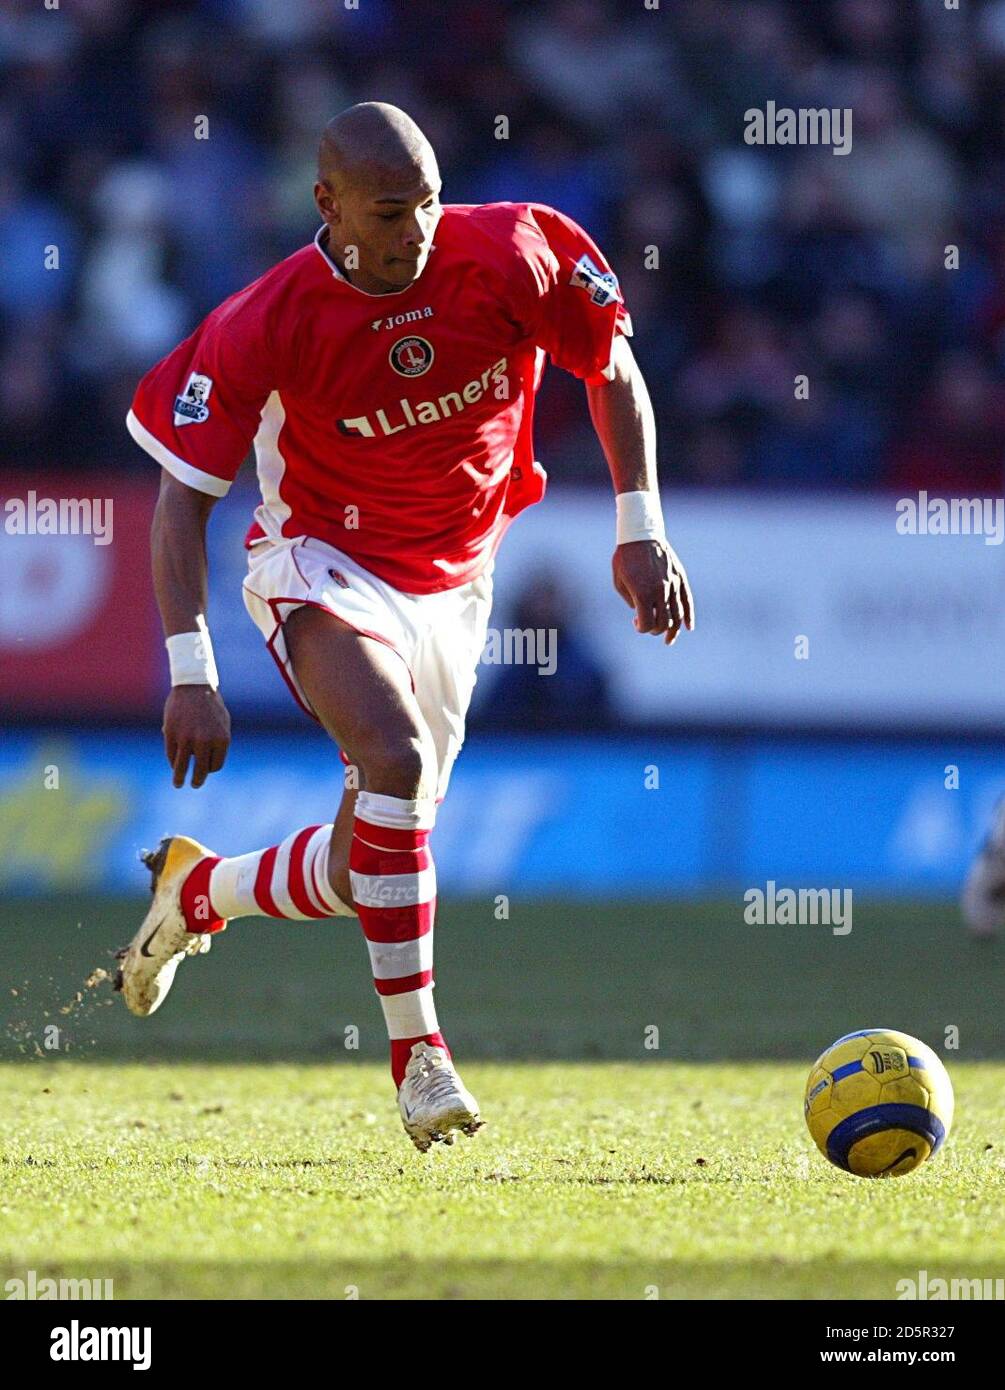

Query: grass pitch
<box><xmin>2</xmin><ymin>1060</ymin><xmax>1005</xmax><ymax>1300</ymax></box>
<box><xmin>2</xmin><ymin>896</ymin><xmax>1004</xmax><ymax>1299</ymax></box>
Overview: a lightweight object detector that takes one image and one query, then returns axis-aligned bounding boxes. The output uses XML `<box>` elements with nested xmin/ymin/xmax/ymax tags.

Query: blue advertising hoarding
<box><xmin>1</xmin><ymin>730</ymin><xmax>1000</xmax><ymax>898</ymax></box>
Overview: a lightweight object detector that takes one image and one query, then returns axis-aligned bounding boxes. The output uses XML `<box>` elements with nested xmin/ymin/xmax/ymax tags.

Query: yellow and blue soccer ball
<box><xmin>804</xmin><ymin>1029</ymin><xmax>954</xmax><ymax>1178</ymax></box>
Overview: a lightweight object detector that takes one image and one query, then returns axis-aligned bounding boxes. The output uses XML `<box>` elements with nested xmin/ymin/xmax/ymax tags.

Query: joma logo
<box><xmin>371</xmin><ymin>307</ymin><xmax>435</xmax><ymax>331</ymax></box>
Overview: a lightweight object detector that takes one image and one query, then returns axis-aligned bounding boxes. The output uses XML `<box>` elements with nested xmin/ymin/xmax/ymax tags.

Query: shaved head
<box><xmin>313</xmin><ymin>102</ymin><xmax>442</xmax><ymax>295</ymax></box>
<box><xmin>318</xmin><ymin>102</ymin><xmax>435</xmax><ymax>192</ymax></box>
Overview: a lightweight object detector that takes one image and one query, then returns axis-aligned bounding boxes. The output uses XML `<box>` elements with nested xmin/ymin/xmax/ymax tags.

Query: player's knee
<box><xmin>362</xmin><ymin>732</ymin><xmax>436</xmax><ymax>800</ymax></box>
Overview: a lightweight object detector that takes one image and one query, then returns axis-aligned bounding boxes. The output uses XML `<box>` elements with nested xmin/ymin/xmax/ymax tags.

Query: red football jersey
<box><xmin>127</xmin><ymin>202</ymin><xmax>631</xmax><ymax>594</ymax></box>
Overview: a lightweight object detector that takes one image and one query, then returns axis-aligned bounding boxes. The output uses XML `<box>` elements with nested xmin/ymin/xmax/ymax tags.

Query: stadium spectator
<box><xmin>1</xmin><ymin>0</ymin><xmax>1003</xmax><ymax>492</ymax></box>
<box><xmin>473</xmin><ymin>569</ymin><xmax>614</xmax><ymax>733</ymax></box>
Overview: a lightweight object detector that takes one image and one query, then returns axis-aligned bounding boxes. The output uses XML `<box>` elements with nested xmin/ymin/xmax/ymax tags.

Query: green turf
<box><xmin>2</xmin><ymin>896</ymin><xmax>1003</xmax><ymax>1062</ymax></box>
<box><xmin>2</xmin><ymin>897</ymin><xmax>1004</xmax><ymax>1299</ymax></box>
<box><xmin>2</xmin><ymin>1060</ymin><xmax>1004</xmax><ymax>1300</ymax></box>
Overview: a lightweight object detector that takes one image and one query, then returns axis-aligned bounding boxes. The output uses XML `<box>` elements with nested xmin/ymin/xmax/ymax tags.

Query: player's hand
<box><xmin>163</xmin><ymin>686</ymin><xmax>231</xmax><ymax>789</ymax></box>
<box><xmin>612</xmin><ymin>538</ymin><xmax>695</xmax><ymax>646</ymax></box>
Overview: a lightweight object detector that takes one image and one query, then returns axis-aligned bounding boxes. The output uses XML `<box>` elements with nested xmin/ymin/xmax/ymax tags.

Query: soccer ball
<box><xmin>804</xmin><ymin>1029</ymin><xmax>954</xmax><ymax>1178</ymax></box>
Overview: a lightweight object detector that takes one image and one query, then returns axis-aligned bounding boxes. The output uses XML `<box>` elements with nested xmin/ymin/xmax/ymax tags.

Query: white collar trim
<box><xmin>312</xmin><ymin>226</ymin><xmax>436</xmax><ymax>298</ymax></box>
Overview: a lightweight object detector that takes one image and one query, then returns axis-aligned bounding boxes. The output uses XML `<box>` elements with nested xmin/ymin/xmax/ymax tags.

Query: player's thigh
<box><xmin>414</xmin><ymin>570</ymin><xmax>494</xmax><ymax>798</ymax></box>
<box><xmin>283</xmin><ymin>604</ymin><xmax>436</xmax><ymax>792</ymax></box>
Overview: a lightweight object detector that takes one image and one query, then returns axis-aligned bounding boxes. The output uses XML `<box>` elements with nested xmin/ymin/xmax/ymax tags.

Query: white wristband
<box><xmin>166</xmin><ymin>617</ymin><xmax>219</xmax><ymax>691</ymax></box>
<box><xmin>616</xmin><ymin>490</ymin><xmax>666</xmax><ymax>545</ymax></box>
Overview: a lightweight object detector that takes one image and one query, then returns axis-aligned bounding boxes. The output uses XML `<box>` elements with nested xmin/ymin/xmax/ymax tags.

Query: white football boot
<box><xmin>397</xmin><ymin>1042</ymin><xmax>482</xmax><ymax>1152</ymax></box>
<box><xmin>114</xmin><ymin>835</ymin><xmax>222</xmax><ymax>1016</ymax></box>
<box><xmin>961</xmin><ymin>797</ymin><xmax>1005</xmax><ymax>938</ymax></box>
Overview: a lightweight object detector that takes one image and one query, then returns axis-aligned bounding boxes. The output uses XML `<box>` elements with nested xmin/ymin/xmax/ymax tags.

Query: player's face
<box><xmin>321</xmin><ymin>161</ymin><xmax>442</xmax><ymax>295</ymax></box>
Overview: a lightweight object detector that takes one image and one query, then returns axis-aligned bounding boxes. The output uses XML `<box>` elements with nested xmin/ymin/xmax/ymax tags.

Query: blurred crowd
<box><xmin>3</xmin><ymin>0</ymin><xmax>1005</xmax><ymax>493</ymax></box>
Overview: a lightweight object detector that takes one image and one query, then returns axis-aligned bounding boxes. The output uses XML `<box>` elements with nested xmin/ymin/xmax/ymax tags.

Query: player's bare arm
<box><xmin>151</xmin><ymin>469</ymin><xmax>231</xmax><ymax>789</ymax></box>
<box><xmin>586</xmin><ymin>334</ymin><xmax>695</xmax><ymax>647</ymax></box>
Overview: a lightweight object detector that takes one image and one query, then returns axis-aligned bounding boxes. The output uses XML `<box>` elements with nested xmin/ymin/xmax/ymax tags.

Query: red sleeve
<box><xmin>126</xmin><ymin>305</ymin><xmax>274</xmax><ymax>496</ymax></box>
<box><xmin>515</xmin><ymin>204</ymin><xmax>632</xmax><ymax>385</ymax></box>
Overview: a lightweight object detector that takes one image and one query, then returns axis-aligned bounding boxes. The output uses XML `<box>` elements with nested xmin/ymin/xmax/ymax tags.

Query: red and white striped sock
<box><xmin>349</xmin><ymin>790</ymin><xmax>447</xmax><ymax>1089</ymax></box>
<box><xmin>179</xmin><ymin>824</ymin><xmax>356</xmax><ymax>932</ymax></box>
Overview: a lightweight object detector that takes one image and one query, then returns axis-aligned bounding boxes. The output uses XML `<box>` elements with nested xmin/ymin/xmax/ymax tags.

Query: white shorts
<box><xmin>242</xmin><ymin>536</ymin><xmax>493</xmax><ymax>800</ymax></box>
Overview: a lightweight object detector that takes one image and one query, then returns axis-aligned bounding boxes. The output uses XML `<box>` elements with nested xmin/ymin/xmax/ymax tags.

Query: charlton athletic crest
<box><xmin>389</xmin><ymin>336</ymin><xmax>434</xmax><ymax>377</ymax></box>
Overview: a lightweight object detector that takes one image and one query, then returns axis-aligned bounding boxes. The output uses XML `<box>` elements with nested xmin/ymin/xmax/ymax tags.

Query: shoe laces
<box><xmin>421</xmin><ymin>1070</ymin><xmax>461</xmax><ymax>1107</ymax></box>
<box><xmin>408</xmin><ymin>1052</ymin><xmax>459</xmax><ymax>1103</ymax></box>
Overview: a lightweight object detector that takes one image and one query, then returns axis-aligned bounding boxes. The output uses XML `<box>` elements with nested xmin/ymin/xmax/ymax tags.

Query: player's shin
<box><xmin>348</xmin><ymin>790</ymin><xmax>447</xmax><ymax>1087</ymax></box>
<box><xmin>180</xmin><ymin>823</ymin><xmax>357</xmax><ymax>930</ymax></box>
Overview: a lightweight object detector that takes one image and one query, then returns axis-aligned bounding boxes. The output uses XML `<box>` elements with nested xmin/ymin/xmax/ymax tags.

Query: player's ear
<box><xmin>314</xmin><ymin>180</ymin><xmax>339</xmax><ymax>226</ymax></box>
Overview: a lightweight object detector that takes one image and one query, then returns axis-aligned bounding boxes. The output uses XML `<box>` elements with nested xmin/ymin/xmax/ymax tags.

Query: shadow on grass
<box><xmin>4</xmin><ymin>896</ymin><xmax>1004</xmax><ymax>1062</ymax></box>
